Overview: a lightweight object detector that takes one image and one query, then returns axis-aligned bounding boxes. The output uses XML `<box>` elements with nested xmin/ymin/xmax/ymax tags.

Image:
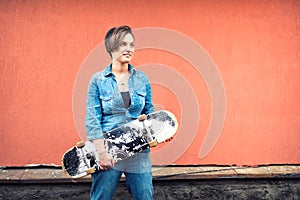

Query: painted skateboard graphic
<box><xmin>62</xmin><ymin>110</ymin><xmax>178</xmax><ymax>178</ymax></box>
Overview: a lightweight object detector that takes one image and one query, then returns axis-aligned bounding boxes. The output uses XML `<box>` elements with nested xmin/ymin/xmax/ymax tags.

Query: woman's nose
<box><xmin>126</xmin><ymin>44</ymin><xmax>134</xmax><ymax>51</ymax></box>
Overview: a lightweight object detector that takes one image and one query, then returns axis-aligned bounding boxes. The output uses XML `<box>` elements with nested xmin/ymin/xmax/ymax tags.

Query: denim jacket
<box><xmin>86</xmin><ymin>64</ymin><xmax>155</xmax><ymax>140</ymax></box>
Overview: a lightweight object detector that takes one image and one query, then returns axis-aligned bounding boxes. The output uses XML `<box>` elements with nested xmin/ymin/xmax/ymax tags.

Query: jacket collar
<box><xmin>104</xmin><ymin>64</ymin><xmax>135</xmax><ymax>77</ymax></box>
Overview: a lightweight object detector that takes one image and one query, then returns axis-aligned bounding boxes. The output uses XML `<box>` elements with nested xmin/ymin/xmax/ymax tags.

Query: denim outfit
<box><xmin>86</xmin><ymin>64</ymin><xmax>155</xmax><ymax>200</ymax></box>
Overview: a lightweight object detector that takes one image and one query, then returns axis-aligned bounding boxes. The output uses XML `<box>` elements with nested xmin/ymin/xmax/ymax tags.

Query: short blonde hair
<box><xmin>105</xmin><ymin>25</ymin><xmax>135</xmax><ymax>58</ymax></box>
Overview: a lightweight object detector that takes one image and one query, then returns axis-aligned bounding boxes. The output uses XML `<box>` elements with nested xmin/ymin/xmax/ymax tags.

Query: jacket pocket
<box><xmin>99</xmin><ymin>93</ymin><xmax>112</xmax><ymax>114</ymax></box>
<box><xmin>131</xmin><ymin>88</ymin><xmax>146</xmax><ymax>112</ymax></box>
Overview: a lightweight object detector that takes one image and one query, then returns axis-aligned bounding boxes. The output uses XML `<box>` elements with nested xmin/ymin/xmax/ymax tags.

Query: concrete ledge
<box><xmin>0</xmin><ymin>165</ymin><xmax>299</xmax><ymax>183</ymax></box>
<box><xmin>0</xmin><ymin>165</ymin><xmax>299</xmax><ymax>200</ymax></box>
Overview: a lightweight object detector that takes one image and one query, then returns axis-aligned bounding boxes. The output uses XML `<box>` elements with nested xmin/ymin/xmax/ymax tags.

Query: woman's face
<box><xmin>112</xmin><ymin>33</ymin><xmax>135</xmax><ymax>64</ymax></box>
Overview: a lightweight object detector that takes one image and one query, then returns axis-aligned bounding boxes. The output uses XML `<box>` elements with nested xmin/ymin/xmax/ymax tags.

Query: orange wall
<box><xmin>0</xmin><ymin>0</ymin><xmax>299</xmax><ymax>166</ymax></box>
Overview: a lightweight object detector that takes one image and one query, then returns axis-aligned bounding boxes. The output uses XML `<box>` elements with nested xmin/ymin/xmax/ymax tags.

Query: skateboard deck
<box><xmin>62</xmin><ymin>110</ymin><xmax>178</xmax><ymax>178</ymax></box>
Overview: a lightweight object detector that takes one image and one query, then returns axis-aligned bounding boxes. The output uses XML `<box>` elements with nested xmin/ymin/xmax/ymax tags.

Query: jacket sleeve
<box><xmin>142</xmin><ymin>74</ymin><xmax>155</xmax><ymax>115</ymax></box>
<box><xmin>85</xmin><ymin>74</ymin><xmax>104</xmax><ymax>140</ymax></box>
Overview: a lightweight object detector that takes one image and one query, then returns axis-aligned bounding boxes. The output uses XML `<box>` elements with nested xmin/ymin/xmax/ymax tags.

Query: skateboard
<box><xmin>62</xmin><ymin>110</ymin><xmax>178</xmax><ymax>178</ymax></box>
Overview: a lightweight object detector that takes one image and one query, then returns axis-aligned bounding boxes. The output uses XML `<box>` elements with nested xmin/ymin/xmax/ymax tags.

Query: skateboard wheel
<box><xmin>149</xmin><ymin>140</ymin><xmax>158</xmax><ymax>147</ymax></box>
<box><xmin>86</xmin><ymin>167</ymin><xmax>96</xmax><ymax>174</ymax></box>
<box><xmin>138</xmin><ymin>114</ymin><xmax>147</xmax><ymax>121</ymax></box>
<box><xmin>76</xmin><ymin>141</ymin><xmax>85</xmax><ymax>148</ymax></box>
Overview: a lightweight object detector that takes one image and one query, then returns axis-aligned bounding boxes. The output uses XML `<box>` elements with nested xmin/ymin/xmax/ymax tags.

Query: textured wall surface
<box><xmin>0</xmin><ymin>0</ymin><xmax>299</xmax><ymax>166</ymax></box>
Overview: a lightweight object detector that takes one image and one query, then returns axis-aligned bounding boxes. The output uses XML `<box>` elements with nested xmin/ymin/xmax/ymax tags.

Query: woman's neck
<box><xmin>112</xmin><ymin>60</ymin><xmax>129</xmax><ymax>75</ymax></box>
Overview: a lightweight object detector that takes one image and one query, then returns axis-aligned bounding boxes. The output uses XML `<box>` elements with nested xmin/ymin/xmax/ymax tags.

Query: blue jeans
<box><xmin>90</xmin><ymin>150</ymin><xmax>153</xmax><ymax>200</ymax></box>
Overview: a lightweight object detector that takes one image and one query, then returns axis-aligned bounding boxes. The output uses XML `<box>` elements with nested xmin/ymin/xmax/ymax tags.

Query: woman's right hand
<box><xmin>93</xmin><ymin>139</ymin><xmax>115</xmax><ymax>170</ymax></box>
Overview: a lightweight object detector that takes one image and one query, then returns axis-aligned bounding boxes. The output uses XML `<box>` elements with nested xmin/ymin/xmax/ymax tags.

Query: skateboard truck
<box><xmin>149</xmin><ymin>137</ymin><xmax>173</xmax><ymax>147</ymax></box>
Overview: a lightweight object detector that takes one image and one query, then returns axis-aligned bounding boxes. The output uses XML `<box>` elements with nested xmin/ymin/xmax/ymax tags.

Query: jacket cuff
<box><xmin>87</xmin><ymin>130</ymin><xmax>104</xmax><ymax>141</ymax></box>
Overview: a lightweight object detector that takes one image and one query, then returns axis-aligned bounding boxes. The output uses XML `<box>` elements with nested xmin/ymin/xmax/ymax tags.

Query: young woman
<box><xmin>85</xmin><ymin>25</ymin><xmax>154</xmax><ymax>200</ymax></box>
